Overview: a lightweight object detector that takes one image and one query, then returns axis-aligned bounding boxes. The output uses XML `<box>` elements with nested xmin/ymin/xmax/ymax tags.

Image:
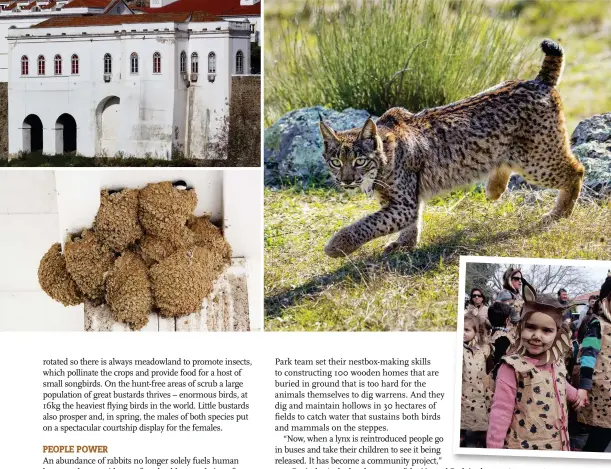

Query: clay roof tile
<box><xmin>63</xmin><ymin>0</ymin><xmax>111</xmax><ymax>9</ymax></box>
<box><xmin>142</xmin><ymin>0</ymin><xmax>260</xmax><ymax>16</ymax></box>
<box><xmin>31</xmin><ymin>11</ymin><xmax>195</xmax><ymax>27</ymax></box>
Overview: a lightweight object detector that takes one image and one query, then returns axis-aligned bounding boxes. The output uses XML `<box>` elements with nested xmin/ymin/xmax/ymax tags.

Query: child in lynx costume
<box><xmin>487</xmin><ymin>281</ymin><xmax>586</xmax><ymax>450</ymax></box>
<box><xmin>461</xmin><ymin>312</ymin><xmax>493</xmax><ymax>447</ymax></box>
<box><xmin>576</xmin><ymin>273</ymin><xmax>611</xmax><ymax>452</ymax></box>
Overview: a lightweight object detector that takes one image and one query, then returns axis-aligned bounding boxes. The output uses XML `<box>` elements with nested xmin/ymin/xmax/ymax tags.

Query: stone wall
<box><xmin>229</xmin><ymin>75</ymin><xmax>260</xmax><ymax>166</ymax></box>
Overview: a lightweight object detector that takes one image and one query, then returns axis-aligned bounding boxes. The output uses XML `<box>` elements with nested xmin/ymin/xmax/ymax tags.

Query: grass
<box><xmin>263</xmin><ymin>0</ymin><xmax>611</xmax><ymax>331</ymax></box>
<box><xmin>0</xmin><ymin>152</ymin><xmax>256</xmax><ymax>167</ymax></box>
<box><xmin>265</xmin><ymin>186</ymin><xmax>611</xmax><ymax>331</ymax></box>
<box><xmin>266</xmin><ymin>0</ymin><xmax>530</xmax><ymax>126</ymax></box>
<box><xmin>265</xmin><ymin>0</ymin><xmax>611</xmax><ymax>134</ymax></box>
<box><xmin>505</xmin><ymin>0</ymin><xmax>611</xmax><ymax>133</ymax></box>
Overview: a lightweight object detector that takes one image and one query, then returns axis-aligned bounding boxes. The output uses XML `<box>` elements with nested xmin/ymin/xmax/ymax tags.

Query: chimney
<box><xmin>149</xmin><ymin>0</ymin><xmax>180</xmax><ymax>8</ymax></box>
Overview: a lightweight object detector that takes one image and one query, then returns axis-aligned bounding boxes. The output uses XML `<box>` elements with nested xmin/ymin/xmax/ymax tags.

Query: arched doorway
<box><xmin>55</xmin><ymin>113</ymin><xmax>77</xmax><ymax>154</ymax></box>
<box><xmin>96</xmin><ymin>96</ymin><xmax>120</xmax><ymax>156</ymax></box>
<box><xmin>22</xmin><ymin>115</ymin><xmax>43</xmax><ymax>152</ymax></box>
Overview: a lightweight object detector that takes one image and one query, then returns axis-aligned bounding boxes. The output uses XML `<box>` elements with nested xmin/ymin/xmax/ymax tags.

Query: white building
<box><xmin>0</xmin><ymin>0</ymin><xmax>261</xmax><ymax>82</ymax></box>
<box><xmin>141</xmin><ymin>0</ymin><xmax>261</xmax><ymax>48</ymax></box>
<box><xmin>4</xmin><ymin>0</ymin><xmax>260</xmax><ymax>159</ymax></box>
<box><xmin>0</xmin><ymin>0</ymin><xmax>129</xmax><ymax>82</ymax></box>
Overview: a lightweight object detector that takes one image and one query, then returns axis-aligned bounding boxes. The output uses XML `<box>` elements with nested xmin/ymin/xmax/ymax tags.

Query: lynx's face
<box><xmin>319</xmin><ymin>118</ymin><xmax>382</xmax><ymax>194</ymax></box>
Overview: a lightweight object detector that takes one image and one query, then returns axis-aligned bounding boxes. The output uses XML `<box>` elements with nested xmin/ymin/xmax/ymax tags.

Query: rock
<box><xmin>265</xmin><ymin>107</ymin><xmax>611</xmax><ymax>195</ymax></box>
<box><xmin>264</xmin><ymin>106</ymin><xmax>374</xmax><ymax>186</ymax></box>
<box><xmin>570</xmin><ymin>113</ymin><xmax>611</xmax><ymax>195</ymax></box>
<box><xmin>571</xmin><ymin>113</ymin><xmax>611</xmax><ymax>146</ymax></box>
<box><xmin>507</xmin><ymin>174</ymin><xmax>533</xmax><ymax>191</ymax></box>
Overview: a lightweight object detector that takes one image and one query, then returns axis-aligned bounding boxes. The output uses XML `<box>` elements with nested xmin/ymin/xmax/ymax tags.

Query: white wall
<box><xmin>55</xmin><ymin>170</ymin><xmax>224</xmax><ymax>243</ymax></box>
<box><xmin>221</xmin><ymin>15</ymin><xmax>260</xmax><ymax>45</ymax></box>
<box><xmin>118</xmin><ymin>32</ymin><xmax>179</xmax><ymax>158</ymax></box>
<box><xmin>0</xmin><ymin>170</ymin><xmax>262</xmax><ymax>332</ymax></box>
<box><xmin>0</xmin><ymin>170</ymin><xmax>84</xmax><ymax>331</ymax></box>
<box><xmin>231</xmin><ymin>34</ymin><xmax>250</xmax><ymax>76</ymax></box>
<box><xmin>8</xmin><ymin>24</ymin><xmax>182</xmax><ymax>158</ymax></box>
<box><xmin>149</xmin><ymin>0</ymin><xmax>180</xmax><ymax>7</ymax></box>
<box><xmin>171</xmin><ymin>32</ymin><xmax>189</xmax><ymax>155</ymax></box>
<box><xmin>222</xmin><ymin>170</ymin><xmax>263</xmax><ymax>332</ymax></box>
<box><xmin>184</xmin><ymin>24</ymin><xmax>235</xmax><ymax>158</ymax></box>
<box><xmin>0</xmin><ymin>16</ymin><xmax>51</xmax><ymax>82</ymax></box>
<box><xmin>0</xmin><ymin>3</ymin><xmax>121</xmax><ymax>82</ymax></box>
<box><xmin>7</xmin><ymin>19</ymin><xmax>248</xmax><ymax>158</ymax></box>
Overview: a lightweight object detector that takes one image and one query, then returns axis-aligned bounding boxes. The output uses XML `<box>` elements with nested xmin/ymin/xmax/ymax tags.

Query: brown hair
<box><xmin>464</xmin><ymin>312</ymin><xmax>487</xmax><ymax>346</ymax></box>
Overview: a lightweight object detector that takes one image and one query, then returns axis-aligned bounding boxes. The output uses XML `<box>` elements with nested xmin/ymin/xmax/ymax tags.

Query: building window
<box><xmin>71</xmin><ymin>54</ymin><xmax>79</xmax><ymax>74</ymax></box>
<box><xmin>235</xmin><ymin>50</ymin><xmax>244</xmax><ymax>74</ymax></box>
<box><xmin>208</xmin><ymin>52</ymin><xmax>216</xmax><ymax>74</ymax></box>
<box><xmin>54</xmin><ymin>55</ymin><xmax>62</xmax><ymax>75</ymax></box>
<box><xmin>21</xmin><ymin>55</ymin><xmax>29</xmax><ymax>75</ymax></box>
<box><xmin>130</xmin><ymin>53</ymin><xmax>138</xmax><ymax>74</ymax></box>
<box><xmin>191</xmin><ymin>52</ymin><xmax>198</xmax><ymax>74</ymax></box>
<box><xmin>153</xmin><ymin>52</ymin><xmax>161</xmax><ymax>74</ymax></box>
<box><xmin>38</xmin><ymin>55</ymin><xmax>45</xmax><ymax>75</ymax></box>
<box><xmin>180</xmin><ymin>51</ymin><xmax>186</xmax><ymax>73</ymax></box>
<box><xmin>104</xmin><ymin>53</ymin><xmax>112</xmax><ymax>74</ymax></box>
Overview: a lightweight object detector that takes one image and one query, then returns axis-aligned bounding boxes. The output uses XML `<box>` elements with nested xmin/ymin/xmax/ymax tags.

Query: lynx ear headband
<box><xmin>600</xmin><ymin>296</ymin><xmax>611</xmax><ymax>323</ymax></box>
<box><xmin>513</xmin><ymin>279</ymin><xmax>574</xmax><ymax>366</ymax></box>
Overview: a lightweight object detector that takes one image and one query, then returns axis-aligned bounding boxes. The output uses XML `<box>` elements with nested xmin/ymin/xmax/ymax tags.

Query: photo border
<box><xmin>453</xmin><ymin>255</ymin><xmax>611</xmax><ymax>460</ymax></box>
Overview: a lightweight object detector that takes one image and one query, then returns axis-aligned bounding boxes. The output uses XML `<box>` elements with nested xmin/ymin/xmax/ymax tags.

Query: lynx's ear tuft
<box><xmin>319</xmin><ymin>120</ymin><xmax>339</xmax><ymax>144</ymax></box>
<box><xmin>359</xmin><ymin>117</ymin><xmax>378</xmax><ymax>141</ymax></box>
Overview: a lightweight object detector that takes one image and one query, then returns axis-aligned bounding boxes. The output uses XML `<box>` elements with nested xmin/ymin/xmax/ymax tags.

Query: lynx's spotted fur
<box><xmin>319</xmin><ymin>39</ymin><xmax>584</xmax><ymax>258</ymax></box>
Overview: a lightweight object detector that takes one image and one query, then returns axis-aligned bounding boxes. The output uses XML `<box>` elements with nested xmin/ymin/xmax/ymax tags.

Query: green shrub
<box><xmin>266</xmin><ymin>0</ymin><xmax>532</xmax><ymax>124</ymax></box>
<box><xmin>0</xmin><ymin>152</ymin><xmax>242</xmax><ymax>167</ymax></box>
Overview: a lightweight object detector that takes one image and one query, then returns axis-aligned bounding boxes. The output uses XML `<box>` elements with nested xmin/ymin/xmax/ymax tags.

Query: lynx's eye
<box><xmin>329</xmin><ymin>158</ymin><xmax>342</xmax><ymax>168</ymax></box>
<box><xmin>354</xmin><ymin>157</ymin><xmax>367</xmax><ymax>167</ymax></box>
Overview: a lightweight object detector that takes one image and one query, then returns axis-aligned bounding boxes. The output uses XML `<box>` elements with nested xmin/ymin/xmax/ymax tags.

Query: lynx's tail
<box><xmin>535</xmin><ymin>39</ymin><xmax>564</xmax><ymax>86</ymax></box>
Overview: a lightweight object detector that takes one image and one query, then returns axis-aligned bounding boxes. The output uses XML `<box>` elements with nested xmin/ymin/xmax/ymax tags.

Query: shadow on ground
<box><xmin>265</xmin><ymin>218</ymin><xmax>548</xmax><ymax>318</ymax></box>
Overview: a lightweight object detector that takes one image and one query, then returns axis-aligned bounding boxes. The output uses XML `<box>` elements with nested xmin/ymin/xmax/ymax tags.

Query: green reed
<box><xmin>266</xmin><ymin>0</ymin><xmax>532</xmax><ymax>124</ymax></box>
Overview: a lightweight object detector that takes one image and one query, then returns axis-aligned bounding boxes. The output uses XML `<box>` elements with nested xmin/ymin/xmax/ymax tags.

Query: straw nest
<box><xmin>94</xmin><ymin>189</ymin><xmax>143</xmax><ymax>252</ymax></box>
<box><xmin>138</xmin><ymin>181</ymin><xmax>197</xmax><ymax>242</ymax></box>
<box><xmin>106</xmin><ymin>251</ymin><xmax>152</xmax><ymax>330</ymax></box>
<box><xmin>64</xmin><ymin>229</ymin><xmax>115</xmax><ymax>304</ymax></box>
<box><xmin>38</xmin><ymin>243</ymin><xmax>83</xmax><ymax>306</ymax></box>
<box><xmin>37</xmin><ymin>182</ymin><xmax>232</xmax><ymax>330</ymax></box>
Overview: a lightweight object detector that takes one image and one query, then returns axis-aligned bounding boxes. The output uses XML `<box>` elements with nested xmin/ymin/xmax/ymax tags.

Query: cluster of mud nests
<box><xmin>38</xmin><ymin>181</ymin><xmax>232</xmax><ymax>330</ymax></box>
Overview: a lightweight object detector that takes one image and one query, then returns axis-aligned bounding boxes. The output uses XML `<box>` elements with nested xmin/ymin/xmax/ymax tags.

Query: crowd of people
<box><xmin>460</xmin><ymin>267</ymin><xmax>611</xmax><ymax>452</ymax></box>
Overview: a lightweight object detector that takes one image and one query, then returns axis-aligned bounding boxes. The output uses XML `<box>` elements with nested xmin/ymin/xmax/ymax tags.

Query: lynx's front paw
<box><xmin>324</xmin><ymin>228</ymin><xmax>361</xmax><ymax>258</ymax></box>
<box><xmin>383</xmin><ymin>241</ymin><xmax>412</xmax><ymax>254</ymax></box>
<box><xmin>383</xmin><ymin>239</ymin><xmax>417</xmax><ymax>255</ymax></box>
<box><xmin>383</xmin><ymin>226</ymin><xmax>418</xmax><ymax>254</ymax></box>
<box><xmin>541</xmin><ymin>210</ymin><xmax>562</xmax><ymax>225</ymax></box>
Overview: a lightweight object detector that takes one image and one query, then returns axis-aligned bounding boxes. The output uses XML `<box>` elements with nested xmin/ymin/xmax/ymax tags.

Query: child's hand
<box><xmin>573</xmin><ymin>389</ymin><xmax>589</xmax><ymax>410</ymax></box>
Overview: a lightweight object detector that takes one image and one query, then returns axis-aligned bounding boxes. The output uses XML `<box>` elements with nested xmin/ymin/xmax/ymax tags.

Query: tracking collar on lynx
<box><xmin>319</xmin><ymin>39</ymin><xmax>584</xmax><ymax>258</ymax></box>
